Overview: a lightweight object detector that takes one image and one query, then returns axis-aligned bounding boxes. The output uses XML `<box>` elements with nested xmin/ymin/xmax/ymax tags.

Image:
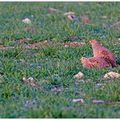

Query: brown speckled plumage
<box><xmin>90</xmin><ymin>39</ymin><xmax>117</xmax><ymax>67</ymax></box>
<box><xmin>80</xmin><ymin>57</ymin><xmax>110</xmax><ymax>68</ymax></box>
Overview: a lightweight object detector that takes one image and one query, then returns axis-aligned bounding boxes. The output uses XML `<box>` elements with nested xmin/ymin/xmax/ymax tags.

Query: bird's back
<box><xmin>92</xmin><ymin>44</ymin><xmax>117</xmax><ymax>67</ymax></box>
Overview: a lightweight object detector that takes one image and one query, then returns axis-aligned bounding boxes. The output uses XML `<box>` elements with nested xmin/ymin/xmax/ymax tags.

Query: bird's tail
<box><xmin>104</xmin><ymin>58</ymin><xmax>117</xmax><ymax>67</ymax></box>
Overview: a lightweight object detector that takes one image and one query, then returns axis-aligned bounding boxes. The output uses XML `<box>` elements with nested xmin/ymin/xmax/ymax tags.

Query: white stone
<box><xmin>22</xmin><ymin>18</ymin><xmax>31</xmax><ymax>24</ymax></box>
<box><xmin>73</xmin><ymin>72</ymin><xmax>84</xmax><ymax>79</ymax></box>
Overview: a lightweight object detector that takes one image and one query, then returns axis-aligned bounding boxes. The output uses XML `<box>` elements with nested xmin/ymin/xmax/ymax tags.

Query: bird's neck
<box><xmin>92</xmin><ymin>43</ymin><xmax>102</xmax><ymax>50</ymax></box>
<box><xmin>92</xmin><ymin>43</ymin><xmax>102</xmax><ymax>57</ymax></box>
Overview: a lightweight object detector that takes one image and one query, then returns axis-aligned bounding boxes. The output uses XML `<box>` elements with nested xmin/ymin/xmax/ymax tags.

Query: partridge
<box><xmin>80</xmin><ymin>57</ymin><xmax>110</xmax><ymax>68</ymax></box>
<box><xmin>90</xmin><ymin>39</ymin><xmax>117</xmax><ymax>67</ymax></box>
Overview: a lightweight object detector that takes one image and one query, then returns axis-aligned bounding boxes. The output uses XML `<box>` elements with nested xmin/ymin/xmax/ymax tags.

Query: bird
<box><xmin>80</xmin><ymin>57</ymin><xmax>110</xmax><ymax>68</ymax></box>
<box><xmin>89</xmin><ymin>39</ymin><xmax>117</xmax><ymax>67</ymax></box>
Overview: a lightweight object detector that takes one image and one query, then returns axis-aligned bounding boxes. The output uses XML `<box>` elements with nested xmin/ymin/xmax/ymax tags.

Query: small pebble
<box><xmin>22</xmin><ymin>18</ymin><xmax>31</xmax><ymax>24</ymax></box>
<box><xmin>72</xmin><ymin>98</ymin><xmax>84</xmax><ymax>103</ymax></box>
<box><xmin>73</xmin><ymin>72</ymin><xmax>84</xmax><ymax>79</ymax></box>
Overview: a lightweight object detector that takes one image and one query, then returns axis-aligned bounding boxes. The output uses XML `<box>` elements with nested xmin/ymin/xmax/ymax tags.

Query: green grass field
<box><xmin>0</xmin><ymin>2</ymin><xmax>120</xmax><ymax>118</ymax></box>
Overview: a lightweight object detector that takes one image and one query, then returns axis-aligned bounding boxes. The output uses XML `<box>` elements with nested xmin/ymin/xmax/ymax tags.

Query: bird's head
<box><xmin>89</xmin><ymin>39</ymin><xmax>98</xmax><ymax>45</ymax></box>
<box><xmin>89</xmin><ymin>39</ymin><xmax>102</xmax><ymax>48</ymax></box>
<box><xmin>80</xmin><ymin>57</ymin><xmax>86</xmax><ymax>63</ymax></box>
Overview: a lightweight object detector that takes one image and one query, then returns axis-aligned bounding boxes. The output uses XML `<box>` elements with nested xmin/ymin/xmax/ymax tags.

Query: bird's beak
<box><xmin>89</xmin><ymin>40</ymin><xmax>92</xmax><ymax>44</ymax></box>
<box><xmin>89</xmin><ymin>39</ymin><xmax>96</xmax><ymax>44</ymax></box>
<box><xmin>80</xmin><ymin>57</ymin><xmax>84</xmax><ymax>62</ymax></box>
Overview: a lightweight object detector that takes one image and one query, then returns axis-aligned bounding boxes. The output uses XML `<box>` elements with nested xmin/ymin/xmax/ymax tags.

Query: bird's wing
<box><xmin>99</xmin><ymin>49</ymin><xmax>109</xmax><ymax>56</ymax></box>
<box><xmin>99</xmin><ymin>50</ymin><xmax>116</xmax><ymax>67</ymax></box>
<box><xmin>89</xmin><ymin>58</ymin><xmax>100</xmax><ymax>65</ymax></box>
